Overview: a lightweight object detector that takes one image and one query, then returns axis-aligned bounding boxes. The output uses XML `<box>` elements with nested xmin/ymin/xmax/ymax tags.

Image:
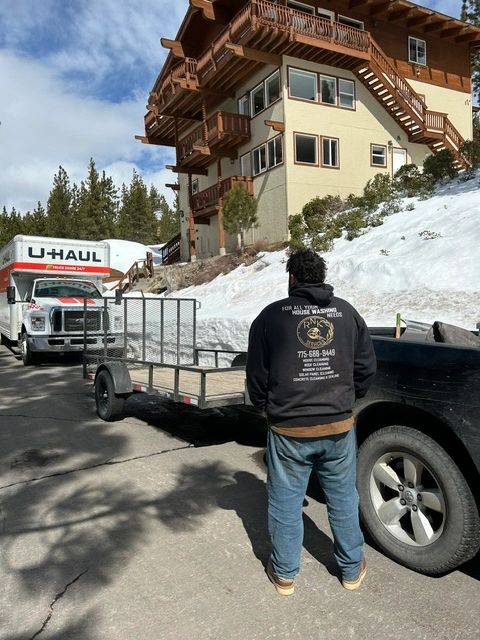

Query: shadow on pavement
<box><xmin>126</xmin><ymin>393</ymin><xmax>268</xmax><ymax>448</ymax></box>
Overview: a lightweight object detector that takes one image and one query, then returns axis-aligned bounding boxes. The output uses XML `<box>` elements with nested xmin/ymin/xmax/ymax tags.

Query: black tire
<box><xmin>21</xmin><ymin>332</ymin><xmax>37</xmax><ymax>366</ymax></box>
<box><xmin>95</xmin><ymin>370</ymin><xmax>126</xmax><ymax>422</ymax></box>
<box><xmin>357</xmin><ymin>425</ymin><xmax>480</xmax><ymax>575</ymax></box>
<box><xmin>231</xmin><ymin>353</ymin><xmax>247</xmax><ymax>367</ymax></box>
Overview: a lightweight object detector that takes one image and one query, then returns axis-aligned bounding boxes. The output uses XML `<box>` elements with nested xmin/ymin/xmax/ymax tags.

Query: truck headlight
<box><xmin>30</xmin><ymin>316</ymin><xmax>46</xmax><ymax>331</ymax></box>
<box><xmin>113</xmin><ymin>316</ymin><xmax>123</xmax><ymax>331</ymax></box>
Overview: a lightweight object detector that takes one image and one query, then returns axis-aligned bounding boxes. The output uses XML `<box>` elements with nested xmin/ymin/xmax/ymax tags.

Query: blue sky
<box><xmin>0</xmin><ymin>0</ymin><xmax>465</xmax><ymax>213</ymax></box>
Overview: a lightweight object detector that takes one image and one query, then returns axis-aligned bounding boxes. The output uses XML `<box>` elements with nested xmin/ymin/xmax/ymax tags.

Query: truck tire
<box><xmin>95</xmin><ymin>370</ymin><xmax>126</xmax><ymax>422</ymax></box>
<box><xmin>21</xmin><ymin>332</ymin><xmax>37</xmax><ymax>366</ymax></box>
<box><xmin>357</xmin><ymin>425</ymin><xmax>480</xmax><ymax>575</ymax></box>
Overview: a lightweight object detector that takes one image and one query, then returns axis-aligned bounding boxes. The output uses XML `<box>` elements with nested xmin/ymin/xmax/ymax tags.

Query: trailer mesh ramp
<box><xmin>83</xmin><ymin>296</ymin><xmax>196</xmax><ymax>367</ymax></box>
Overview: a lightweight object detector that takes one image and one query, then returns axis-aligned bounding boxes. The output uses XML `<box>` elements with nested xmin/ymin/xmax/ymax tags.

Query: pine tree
<box><xmin>461</xmin><ymin>1</ymin><xmax>480</xmax><ymax>101</ymax></box>
<box><xmin>0</xmin><ymin>206</ymin><xmax>10</xmax><ymax>246</ymax></box>
<box><xmin>69</xmin><ymin>184</ymin><xmax>82</xmax><ymax>239</ymax></box>
<box><xmin>222</xmin><ymin>185</ymin><xmax>259</xmax><ymax>251</ymax></box>
<box><xmin>117</xmin><ymin>171</ymin><xmax>157</xmax><ymax>244</ymax></box>
<box><xmin>45</xmin><ymin>166</ymin><xmax>72</xmax><ymax>238</ymax></box>
<box><xmin>74</xmin><ymin>159</ymin><xmax>118</xmax><ymax>240</ymax></box>
<box><xmin>150</xmin><ymin>185</ymin><xmax>180</xmax><ymax>243</ymax></box>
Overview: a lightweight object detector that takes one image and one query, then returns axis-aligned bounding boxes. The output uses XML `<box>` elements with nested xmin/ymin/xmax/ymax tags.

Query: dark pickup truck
<box><xmin>355</xmin><ymin>322</ymin><xmax>480</xmax><ymax>575</ymax></box>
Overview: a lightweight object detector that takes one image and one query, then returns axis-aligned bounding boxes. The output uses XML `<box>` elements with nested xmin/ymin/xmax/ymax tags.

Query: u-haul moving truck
<box><xmin>0</xmin><ymin>235</ymin><xmax>120</xmax><ymax>364</ymax></box>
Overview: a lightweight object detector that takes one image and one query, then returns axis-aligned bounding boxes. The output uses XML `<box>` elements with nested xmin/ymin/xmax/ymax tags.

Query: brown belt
<box><xmin>270</xmin><ymin>416</ymin><xmax>354</xmax><ymax>438</ymax></box>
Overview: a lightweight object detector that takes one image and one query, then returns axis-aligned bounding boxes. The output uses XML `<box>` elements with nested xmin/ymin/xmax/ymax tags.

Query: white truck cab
<box><xmin>0</xmin><ymin>235</ymin><xmax>120</xmax><ymax>364</ymax></box>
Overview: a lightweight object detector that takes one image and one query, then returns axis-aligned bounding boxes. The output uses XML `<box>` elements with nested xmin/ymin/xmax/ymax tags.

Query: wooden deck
<box><xmin>129</xmin><ymin>365</ymin><xmax>246</xmax><ymax>407</ymax></box>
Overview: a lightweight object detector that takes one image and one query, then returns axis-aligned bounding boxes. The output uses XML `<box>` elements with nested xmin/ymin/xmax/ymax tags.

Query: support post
<box><xmin>218</xmin><ymin>203</ymin><xmax>226</xmax><ymax>256</ymax></box>
<box><xmin>188</xmin><ymin>173</ymin><xmax>197</xmax><ymax>262</ymax></box>
<box><xmin>201</xmin><ymin>101</ymin><xmax>208</xmax><ymax>145</ymax></box>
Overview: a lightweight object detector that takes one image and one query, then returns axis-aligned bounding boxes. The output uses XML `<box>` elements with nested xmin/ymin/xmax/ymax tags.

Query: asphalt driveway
<box><xmin>0</xmin><ymin>345</ymin><xmax>478</xmax><ymax>640</ymax></box>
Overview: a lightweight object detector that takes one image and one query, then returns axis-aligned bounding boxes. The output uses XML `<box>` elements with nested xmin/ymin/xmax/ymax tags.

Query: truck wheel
<box><xmin>95</xmin><ymin>370</ymin><xmax>126</xmax><ymax>422</ymax></box>
<box><xmin>21</xmin><ymin>332</ymin><xmax>37</xmax><ymax>366</ymax></box>
<box><xmin>357</xmin><ymin>425</ymin><xmax>480</xmax><ymax>575</ymax></box>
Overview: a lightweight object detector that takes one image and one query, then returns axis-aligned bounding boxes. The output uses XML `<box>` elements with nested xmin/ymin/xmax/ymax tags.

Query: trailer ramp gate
<box><xmin>83</xmin><ymin>297</ymin><xmax>246</xmax><ymax>409</ymax></box>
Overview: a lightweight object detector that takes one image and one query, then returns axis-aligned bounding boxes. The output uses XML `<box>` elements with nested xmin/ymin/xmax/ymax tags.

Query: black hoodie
<box><xmin>246</xmin><ymin>283</ymin><xmax>376</xmax><ymax>428</ymax></box>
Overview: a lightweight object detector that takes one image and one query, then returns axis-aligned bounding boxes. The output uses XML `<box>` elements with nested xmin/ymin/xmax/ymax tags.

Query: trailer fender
<box><xmin>95</xmin><ymin>362</ymin><xmax>132</xmax><ymax>395</ymax></box>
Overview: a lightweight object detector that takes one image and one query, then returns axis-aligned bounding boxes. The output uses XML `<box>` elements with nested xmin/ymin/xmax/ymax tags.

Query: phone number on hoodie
<box><xmin>298</xmin><ymin>349</ymin><xmax>336</xmax><ymax>358</ymax></box>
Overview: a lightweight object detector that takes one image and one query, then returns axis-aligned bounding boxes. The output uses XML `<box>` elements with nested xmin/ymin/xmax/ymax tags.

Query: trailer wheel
<box><xmin>21</xmin><ymin>332</ymin><xmax>36</xmax><ymax>366</ymax></box>
<box><xmin>357</xmin><ymin>425</ymin><xmax>480</xmax><ymax>575</ymax></box>
<box><xmin>95</xmin><ymin>370</ymin><xmax>126</xmax><ymax>421</ymax></box>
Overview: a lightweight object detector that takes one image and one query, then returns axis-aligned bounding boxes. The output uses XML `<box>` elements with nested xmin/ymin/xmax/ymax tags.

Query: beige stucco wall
<box><xmin>185</xmin><ymin>64</ymin><xmax>288</xmax><ymax>259</ymax></box>
<box><xmin>409</xmin><ymin>79</ymin><xmax>473</xmax><ymax>142</ymax></box>
<box><xmin>178</xmin><ymin>53</ymin><xmax>473</xmax><ymax>260</ymax></box>
<box><xmin>282</xmin><ymin>55</ymin><xmax>433</xmax><ymax>220</ymax></box>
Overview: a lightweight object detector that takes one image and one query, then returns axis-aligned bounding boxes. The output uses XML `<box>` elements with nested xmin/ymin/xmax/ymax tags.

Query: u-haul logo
<box><xmin>28</xmin><ymin>247</ymin><xmax>102</xmax><ymax>263</ymax></box>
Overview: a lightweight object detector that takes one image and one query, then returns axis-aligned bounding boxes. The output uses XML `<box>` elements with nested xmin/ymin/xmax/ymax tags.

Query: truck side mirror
<box><xmin>115</xmin><ymin>289</ymin><xmax>123</xmax><ymax>305</ymax></box>
<box><xmin>7</xmin><ymin>286</ymin><xmax>16</xmax><ymax>305</ymax></box>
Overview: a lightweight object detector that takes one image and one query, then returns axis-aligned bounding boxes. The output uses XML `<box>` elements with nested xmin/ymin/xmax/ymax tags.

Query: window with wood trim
<box><xmin>251</xmin><ymin>83</ymin><xmax>265</xmax><ymax>116</ymax></box>
<box><xmin>337</xmin><ymin>15</ymin><xmax>364</xmax><ymax>30</ymax></box>
<box><xmin>321</xmin><ymin>137</ymin><xmax>339</xmax><ymax>168</ymax></box>
<box><xmin>287</xmin><ymin>0</ymin><xmax>315</xmax><ymax>14</ymax></box>
<box><xmin>249</xmin><ymin>135</ymin><xmax>284</xmax><ymax>177</ymax></box>
<box><xmin>408</xmin><ymin>36</ymin><xmax>426</xmax><ymax>65</ymax></box>
<box><xmin>266</xmin><ymin>70</ymin><xmax>281</xmax><ymax>106</ymax></box>
<box><xmin>289</xmin><ymin>67</ymin><xmax>355</xmax><ymax>110</ymax></box>
<box><xmin>238</xmin><ymin>94</ymin><xmax>250</xmax><ymax>117</ymax></box>
<box><xmin>371</xmin><ymin>144</ymin><xmax>387</xmax><ymax>167</ymax></box>
<box><xmin>289</xmin><ymin>68</ymin><xmax>317</xmax><ymax>102</ymax></box>
<box><xmin>192</xmin><ymin>179</ymin><xmax>199</xmax><ymax>195</ymax></box>
<box><xmin>253</xmin><ymin>144</ymin><xmax>267</xmax><ymax>176</ymax></box>
<box><xmin>338</xmin><ymin>79</ymin><xmax>355</xmax><ymax>109</ymax></box>
<box><xmin>320</xmin><ymin>75</ymin><xmax>337</xmax><ymax>105</ymax></box>
<box><xmin>239</xmin><ymin>70</ymin><xmax>282</xmax><ymax>118</ymax></box>
<box><xmin>295</xmin><ymin>133</ymin><xmax>318</xmax><ymax>165</ymax></box>
<box><xmin>317</xmin><ymin>7</ymin><xmax>335</xmax><ymax>20</ymax></box>
<box><xmin>267</xmin><ymin>135</ymin><xmax>283</xmax><ymax>169</ymax></box>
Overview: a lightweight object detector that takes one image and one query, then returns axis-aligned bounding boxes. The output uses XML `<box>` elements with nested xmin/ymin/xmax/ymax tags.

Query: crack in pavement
<box><xmin>0</xmin><ymin>444</ymin><xmax>194</xmax><ymax>491</ymax></box>
<box><xmin>0</xmin><ymin>413</ymin><xmax>97</xmax><ymax>424</ymax></box>
<box><xmin>30</xmin><ymin>569</ymin><xmax>88</xmax><ymax>639</ymax></box>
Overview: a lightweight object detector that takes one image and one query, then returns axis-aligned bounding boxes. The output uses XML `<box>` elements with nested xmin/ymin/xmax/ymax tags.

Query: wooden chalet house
<box><xmin>139</xmin><ymin>0</ymin><xmax>480</xmax><ymax>261</ymax></box>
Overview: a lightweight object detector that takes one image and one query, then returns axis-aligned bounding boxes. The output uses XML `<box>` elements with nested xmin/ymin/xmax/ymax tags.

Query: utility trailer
<box><xmin>82</xmin><ymin>296</ymin><xmax>248</xmax><ymax>420</ymax></box>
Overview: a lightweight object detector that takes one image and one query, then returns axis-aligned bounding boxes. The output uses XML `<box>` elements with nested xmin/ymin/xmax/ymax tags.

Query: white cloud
<box><xmin>0</xmin><ymin>51</ymin><xmax>175</xmax><ymax>212</ymax></box>
<box><xmin>0</xmin><ymin>0</ymin><xmax>189</xmax><ymax>90</ymax></box>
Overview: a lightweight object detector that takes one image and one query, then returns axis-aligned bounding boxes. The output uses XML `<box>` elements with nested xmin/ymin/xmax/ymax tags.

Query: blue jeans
<box><xmin>267</xmin><ymin>428</ymin><xmax>364</xmax><ymax>581</ymax></box>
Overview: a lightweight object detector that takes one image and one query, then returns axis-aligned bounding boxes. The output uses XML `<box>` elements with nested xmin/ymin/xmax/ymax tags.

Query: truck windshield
<box><xmin>34</xmin><ymin>280</ymin><xmax>102</xmax><ymax>299</ymax></box>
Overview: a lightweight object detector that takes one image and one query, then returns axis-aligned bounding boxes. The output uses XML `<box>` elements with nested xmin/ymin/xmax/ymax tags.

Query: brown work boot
<box><xmin>342</xmin><ymin>558</ymin><xmax>367</xmax><ymax>591</ymax></box>
<box><xmin>266</xmin><ymin>559</ymin><xmax>295</xmax><ymax>596</ymax></box>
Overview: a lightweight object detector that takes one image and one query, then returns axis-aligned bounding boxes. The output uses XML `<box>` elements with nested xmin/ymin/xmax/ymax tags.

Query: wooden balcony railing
<box><xmin>157</xmin><ymin>0</ymin><xmax>372</xmax><ymax>103</ymax></box>
<box><xmin>255</xmin><ymin>0</ymin><xmax>370</xmax><ymax>53</ymax></box>
<box><xmin>192</xmin><ymin>176</ymin><xmax>254</xmax><ymax>214</ymax></box>
<box><xmin>178</xmin><ymin>112</ymin><xmax>251</xmax><ymax>164</ymax></box>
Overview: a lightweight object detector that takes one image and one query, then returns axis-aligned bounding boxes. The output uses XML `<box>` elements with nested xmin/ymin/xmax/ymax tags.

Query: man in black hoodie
<box><xmin>246</xmin><ymin>249</ymin><xmax>376</xmax><ymax>596</ymax></box>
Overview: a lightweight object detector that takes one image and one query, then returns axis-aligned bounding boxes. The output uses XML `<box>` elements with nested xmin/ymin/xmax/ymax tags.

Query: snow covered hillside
<box><xmin>171</xmin><ymin>174</ymin><xmax>480</xmax><ymax>351</ymax></box>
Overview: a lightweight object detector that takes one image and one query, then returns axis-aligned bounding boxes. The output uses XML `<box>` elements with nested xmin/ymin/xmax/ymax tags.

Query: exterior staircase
<box><xmin>117</xmin><ymin>252</ymin><xmax>155</xmax><ymax>293</ymax></box>
<box><xmin>355</xmin><ymin>39</ymin><xmax>467</xmax><ymax>167</ymax></box>
<box><xmin>161</xmin><ymin>233</ymin><xmax>181</xmax><ymax>265</ymax></box>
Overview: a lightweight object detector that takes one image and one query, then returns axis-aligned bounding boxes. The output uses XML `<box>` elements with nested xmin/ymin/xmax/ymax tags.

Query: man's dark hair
<box><xmin>286</xmin><ymin>249</ymin><xmax>327</xmax><ymax>284</ymax></box>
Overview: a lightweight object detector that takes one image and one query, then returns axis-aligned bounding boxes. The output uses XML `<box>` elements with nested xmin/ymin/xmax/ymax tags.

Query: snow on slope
<box><xmin>171</xmin><ymin>175</ymin><xmax>480</xmax><ymax>351</ymax></box>
<box><xmin>103</xmin><ymin>239</ymin><xmax>161</xmax><ymax>274</ymax></box>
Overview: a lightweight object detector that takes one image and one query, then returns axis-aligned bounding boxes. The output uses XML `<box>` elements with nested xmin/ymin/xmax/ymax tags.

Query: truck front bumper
<box><xmin>27</xmin><ymin>334</ymin><xmax>120</xmax><ymax>353</ymax></box>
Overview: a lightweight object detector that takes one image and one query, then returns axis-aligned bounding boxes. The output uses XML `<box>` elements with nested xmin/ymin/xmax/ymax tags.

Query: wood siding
<box><xmin>170</xmin><ymin>0</ymin><xmax>472</xmax><ymax>94</ymax></box>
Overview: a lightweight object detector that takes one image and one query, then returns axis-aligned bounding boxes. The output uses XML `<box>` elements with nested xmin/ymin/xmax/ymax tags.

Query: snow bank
<box><xmin>103</xmin><ymin>239</ymin><xmax>162</xmax><ymax>274</ymax></box>
<box><xmin>169</xmin><ymin>174</ymin><xmax>480</xmax><ymax>350</ymax></box>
